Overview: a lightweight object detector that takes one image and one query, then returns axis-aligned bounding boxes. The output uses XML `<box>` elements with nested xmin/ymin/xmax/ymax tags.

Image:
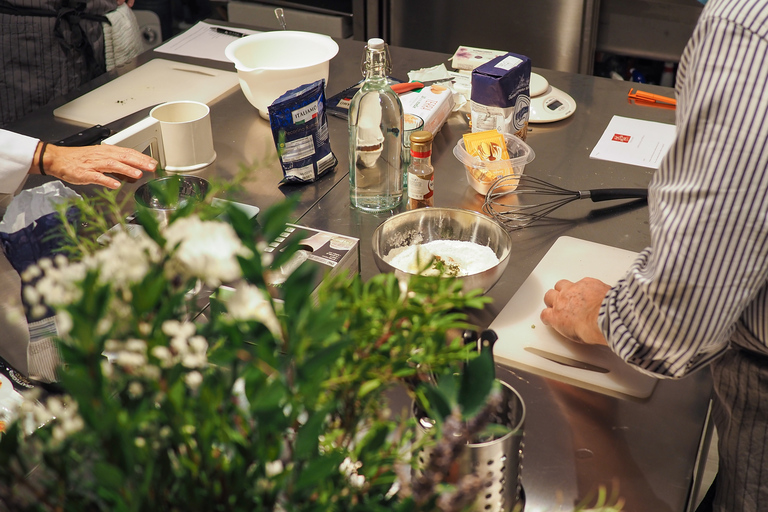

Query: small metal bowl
<box><xmin>372</xmin><ymin>208</ymin><xmax>512</xmax><ymax>294</ymax></box>
<box><xmin>134</xmin><ymin>175</ymin><xmax>209</xmax><ymax>226</ymax></box>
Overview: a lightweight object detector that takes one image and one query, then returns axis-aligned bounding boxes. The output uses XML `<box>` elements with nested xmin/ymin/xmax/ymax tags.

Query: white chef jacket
<box><xmin>0</xmin><ymin>129</ymin><xmax>39</xmax><ymax>377</ymax></box>
<box><xmin>0</xmin><ymin>129</ymin><xmax>38</xmax><ymax>195</ymax></box>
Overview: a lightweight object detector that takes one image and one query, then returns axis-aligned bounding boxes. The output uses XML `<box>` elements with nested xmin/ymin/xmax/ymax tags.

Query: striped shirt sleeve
<box><xmin>599</xmin><ymin>0</ymin><xmax>768</xmax><ymax>379</ymax></box>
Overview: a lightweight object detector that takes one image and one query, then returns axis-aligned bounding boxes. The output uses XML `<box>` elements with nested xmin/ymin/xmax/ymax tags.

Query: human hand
<box><xmin>540</xmin><ymin>278</ymin><xmax>611</xmax><ymax>346</ymax></box>
<box><xmin>116</xmin><ymin>0</ymin><xmax>135</xmax><ymax>7</ymax></box>
<box><xmin>36</xmin><ymin>143</ymin><xmax>157</xmax><ymax>189</ymax></box>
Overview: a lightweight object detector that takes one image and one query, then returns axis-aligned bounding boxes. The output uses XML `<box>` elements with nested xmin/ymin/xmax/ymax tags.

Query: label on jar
<box><xmin>408</xmin><ymin>173</ymin><xmax>434</xmax><ymax>201</ymax></box>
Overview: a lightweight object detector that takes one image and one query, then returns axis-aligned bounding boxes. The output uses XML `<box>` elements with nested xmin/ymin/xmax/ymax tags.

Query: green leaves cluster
<box><xmin>0</xmin><ymin>180</ymin><xmax>498</xmax><ymax>512</ymax></box>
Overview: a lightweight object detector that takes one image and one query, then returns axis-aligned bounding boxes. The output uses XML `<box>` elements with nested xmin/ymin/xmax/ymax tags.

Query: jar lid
<box><xmin>409</xmin><ymin>130</ymin><xmax>433</xmax><ymax>153</ymax></box>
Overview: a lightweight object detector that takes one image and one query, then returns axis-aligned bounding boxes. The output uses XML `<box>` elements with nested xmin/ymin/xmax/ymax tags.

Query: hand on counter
<box><xmin>541</xmin><ymin>278</ymin><xmax>610</xmax><ymax>346</ymax></box>
<box><xmin>32</xmin><ymin>142</ymin><xmax>157</xmax><ymax>189</ymax></box>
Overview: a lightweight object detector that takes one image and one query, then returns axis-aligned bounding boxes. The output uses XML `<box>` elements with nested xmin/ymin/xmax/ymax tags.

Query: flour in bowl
<box><xmin>384</xmin><ymin>240</ymin><xmax>499</xmax><ymax>277</ymax></box>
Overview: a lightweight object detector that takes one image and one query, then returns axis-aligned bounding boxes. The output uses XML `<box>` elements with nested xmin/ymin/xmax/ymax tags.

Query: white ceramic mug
<box><xmin>103</xmin><ymin>101</ymin><xmax>216</xmax><ymax>172</ymax></box>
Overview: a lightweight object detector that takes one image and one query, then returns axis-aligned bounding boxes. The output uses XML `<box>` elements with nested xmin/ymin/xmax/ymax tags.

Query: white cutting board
<box><xmin>54</xmin><ymin>59</ymin><xmax>239</xmax><ymax>126</ymax></box>
<box><xmin>490</xmin><ymin>236</ymin><xmax>658</xmax><ymax>400</ymax></box>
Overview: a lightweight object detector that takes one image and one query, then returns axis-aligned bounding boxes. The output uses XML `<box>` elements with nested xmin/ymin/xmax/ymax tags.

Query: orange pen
<box><xmin>628</xmin><ymin>88</ymin><xmax>677</xmax><ymax>107</ymax></box>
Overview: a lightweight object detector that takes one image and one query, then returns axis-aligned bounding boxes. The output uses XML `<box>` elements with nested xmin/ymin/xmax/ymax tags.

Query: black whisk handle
<box><xmin>586</xmin><ymin>188</ymin><xmax>648</xmax><ymax>202</ymax></box>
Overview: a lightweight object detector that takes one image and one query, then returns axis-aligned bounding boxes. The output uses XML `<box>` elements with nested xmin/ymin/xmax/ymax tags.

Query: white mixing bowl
<box><xmin>225</xmin><ymin>30</ymin><xmax>339</xmax><ymax>119</ymax></box>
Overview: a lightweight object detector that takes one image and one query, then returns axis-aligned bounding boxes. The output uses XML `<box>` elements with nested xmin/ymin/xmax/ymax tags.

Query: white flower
<box><xmin>188</xmin><ymin>335</ymin><xmax>207</xmax><ymax>354</ymax></box>
<box><xmin>227</xmin><ymin>283</ymin><xmax>282</xmax><ymax>337</ymax></box>
<box><xmin>181</xmin><ymin>353</ymin><xmax>206</xmax><ymax>369</ymax></box>
<box><xmin>265</xmin><ymin>460</ymin><xmax>284</xmax><ymax>477</ymax></box>
<box><xmin>340</xmin><ymin>457</ymin><xmax>363</xmax><ymax>476</ymax></box>
<box><xmin>138</xmin><ymin>322</ymin><xmax>152</xmax><ymax>336</ymax></box>
<box><xmin>21</xmin><ymin>265</ymin><xmax>41</xmax><ymax>282</ymax></box>
<box><xmin>135</xmin><ymin>437</ymin><xmax>146</xmax><ymax>448</ymax></box>
<box><xmin>232</xmin><ymin>377</ymin><xmax>250</xmax><ymax>413</ymax></box>
<box><xmin>56</xmin><ymin>311</ymin><xmax>73</xmax><ymax>336</ymax></box>
<box><xmin>30</xmin><ymin>305</ymin><xmax>48</xmax><ymax>320</ymax></box>
<box><xmin>42</xmin><ymin>396</ymin><xmax>84</xmax><ymax>443</ymax></box>
<box><xmin>96</xmin><ymin>318</ymin><xmax>112</xmax><ymax>336</ymax></box>
<box><xmin>161</xmin><ymin>320</ymin><xmax>183</xmax><ymax>337</ymax></box>
<box><xmin>125</xmin><ymin>339</ymin><xmax>147</xmax><ymax>353</ymax></box>
<box><xmin>101</xmin><ymin>359</ymin><xmax>114</xmax><ymax>378</ymax></box>
<box><xmin>47</xmin><ymin>397</ymin><xmax>65</xmax><ymax>418</ymax></box>
<box><xmin>22</xmin><ymin>285</ymin><xmax>41</xmax><ymax>306</ymax></box>
<box><xmin>164</xmin><ymin>217</ymin><xmax>252</xmax><ymax>287</ymax></box>
<box><xmin>170</xmin><ymin>337</ymin><xmax>188</xmax><ymax>355</ymax></box>
<box><xmin>54</xmin><ymin>254</ymin><xmax>68</xmax><ymax>269</ymax></box>
<box><xmin>163</xmin><ymin>320</ymin><xmax>195</xmax><ymax>340</ymax></box>
<box><xmin>349</xmin><ymin>474</ymin><xmax>366</xmax><ymax>489</ymax></box>
<box><xmin>115</xmin><ymin>351</ymin><xmax>147</xmax><ymax>370</ymax></box>
<box><xmin>104</xmin><ymin>340</ymin><xmax>123</xmax><ymax>353</ymax></box>
<box><xmin>151</xmin><ymin>346</ymin><xmax>173</xmax><ymax>366</ymax></box>
<box><xmin>182</xmin><ymin>425</ymin><xmax>196</xmax><ymax>435</ymax></box>
<box><xmin>89</xmin><ymin>230</ymin><xmax>161</xmax><ymax>289</ymax></box>
<box><xmin>184</xmin><ymin>371</ymin><xmax>203</xmax><ymax>391</ymax></box>
<box><xmin>142</xmin><ymin>365</ymin><xmax>161</xmax><ymax>381</ymax></box>
<box><xmin>128</xmin><ymin>381</ymin><xmax>144</xmax><ymax>398</ymax></box>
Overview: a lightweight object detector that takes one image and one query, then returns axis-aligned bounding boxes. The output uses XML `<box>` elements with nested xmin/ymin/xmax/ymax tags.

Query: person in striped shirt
<box><xmin>541</xmin><ymin>1</ymin><xmax>768</xmax><ymax>510</ymax></box>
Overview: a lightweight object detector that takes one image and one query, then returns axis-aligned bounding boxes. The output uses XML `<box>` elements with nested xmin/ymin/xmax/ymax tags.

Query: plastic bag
<box><xmin>268</xmin><ymin>79</ymin><xmax>338</xmax><ymax>184</ymax></box>
<box><xmin>0</xmin><ymin>182</ymin><xmax>80</xmax><ymax>275</ymax></box>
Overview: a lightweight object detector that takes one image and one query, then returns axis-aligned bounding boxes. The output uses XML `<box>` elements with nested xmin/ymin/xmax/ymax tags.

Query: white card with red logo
<box><xmin>589</xmin><ymin>115</ymin><xmax>676</xmax><ymax>169</ymax></box>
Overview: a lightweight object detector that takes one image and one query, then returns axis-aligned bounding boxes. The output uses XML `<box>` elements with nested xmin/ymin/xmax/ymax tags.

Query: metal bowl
<box><xmin>134</xmin><ymin>175</ymin><xmax>209</xmax><ymax>226</ymax></box>
<box><xmin>372</xmin><ymin>208</ymin><xmax>512</xmax><ymax>294</ymax></box>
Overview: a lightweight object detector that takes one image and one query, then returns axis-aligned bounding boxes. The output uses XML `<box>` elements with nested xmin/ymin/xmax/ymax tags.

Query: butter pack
<box><xmin>470</xmin><ymin>52</ymin><xmax>531</xmax><ymax>140</ymax></box>
<box><xmin>401</xmin><ymin>84</ymin><xmax>455</xmax><ymax>136</ymax></box>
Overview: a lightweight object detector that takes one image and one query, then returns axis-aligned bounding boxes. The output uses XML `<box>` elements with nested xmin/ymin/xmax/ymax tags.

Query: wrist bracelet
<box><xmin>38</xmin><ymin>142</ymin><xmax>48</xmax><ymax>176</ymax></box>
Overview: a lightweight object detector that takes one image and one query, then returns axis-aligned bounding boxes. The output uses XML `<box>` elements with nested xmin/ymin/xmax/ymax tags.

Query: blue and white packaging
<box><xmin>470</xmin><ymin>52</ymin><xmax>531</xmax><ymax>140</ymax></box>
<box><xmin>268</xmin><ymin>79</ymin><xmax>338</xmax><ymax>184</ymax></box>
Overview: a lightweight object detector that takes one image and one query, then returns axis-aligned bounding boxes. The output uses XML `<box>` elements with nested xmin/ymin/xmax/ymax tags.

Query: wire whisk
<box><xmin>483</xmin><ymin>174</ymin><xmax>647</xmax><ymax>229</ymax></box>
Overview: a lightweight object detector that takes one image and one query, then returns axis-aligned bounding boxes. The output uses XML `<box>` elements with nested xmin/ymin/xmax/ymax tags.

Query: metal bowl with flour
<box><xmin>372</xmin><ymin>208</ymin><xmax>512</xmax><ymax>295</ymax></box>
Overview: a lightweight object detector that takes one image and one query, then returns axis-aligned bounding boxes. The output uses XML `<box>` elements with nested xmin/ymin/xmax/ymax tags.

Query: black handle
<box><xmin>462</xmin><ymin>329</ymin><xmax>498</xmax><ymax>355</ymax></box>
<box><xmin>55</xmin><ymin>125</ymin><xmax>112</xmax><ymax>147</ymax></box>
<box><xmin>587</xmin><ymin>188</ymin><xmax>648</xmax><ymax>203</ymax></box>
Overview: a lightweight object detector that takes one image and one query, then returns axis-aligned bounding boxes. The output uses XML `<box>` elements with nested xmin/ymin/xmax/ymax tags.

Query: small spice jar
<box><xmin>407</xmin><ymin>130</ymin><xmax>434</xmax><ymax>209</ymax></box>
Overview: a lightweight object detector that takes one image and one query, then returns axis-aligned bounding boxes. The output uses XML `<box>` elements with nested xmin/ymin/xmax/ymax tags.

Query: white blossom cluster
<box><xmin>340</xmin><ymin>456</ymin><xmax>366</xmax><ymax>489</ymax></box>
<box><xmin>226</xmin><ymin>283</ymin><xmax>282</xmax><ymax>338</ymax></box>
<box><xmin>21</xmin><ymin>229</ymin><xmax>162</xmax><ymax>320</ymax></box>
<box><xmin>102</xmin><ymin>338</ymin><xmax>162</xmax><ymax>385</ymax></box>
<box><xmin>22</xmin><ymin>216</ymin><xmax>252</xmax><ymax>323</ymax></box>
<box><xmin>17</xmin><ymin>394</ymin><xmax>84</xmax><ymax>445</ymax></box>
<box><xmin>148</xmin><ymin>320</ymin><xmax>208</xmax><ymax>391</ymax></box>
<box><xmin>164</xmin><ymin>217</ymin><xmax>252</xmax><ymax>287</ymax></box>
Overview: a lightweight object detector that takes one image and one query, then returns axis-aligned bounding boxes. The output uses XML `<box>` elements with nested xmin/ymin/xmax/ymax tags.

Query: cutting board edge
<box><xmin>53</xmin><ymin>59</ymin><xmax>240</xmax><ymax>126</ymax></box>
<box><xmin>494</xmin><ymin>353</ymin><xmax>656</xmax><ymax>402</ymax></box>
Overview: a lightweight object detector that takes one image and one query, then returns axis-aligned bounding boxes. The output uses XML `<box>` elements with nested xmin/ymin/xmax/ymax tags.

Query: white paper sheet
<box><xmin>589</xmin><ymin>115</ymin><xmax>676</xmax><ymax>169</ymax></box>
<box><xmin>154</xmin><ymin>21</ymin><xmax>261</xmax><ymax>63</ymax></box>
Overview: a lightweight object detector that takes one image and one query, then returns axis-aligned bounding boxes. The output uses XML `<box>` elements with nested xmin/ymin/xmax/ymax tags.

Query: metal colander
<box><xmin>414</xmin><ymin>380</ymin><xmax>526</xmax><ymax>512</ymax></box>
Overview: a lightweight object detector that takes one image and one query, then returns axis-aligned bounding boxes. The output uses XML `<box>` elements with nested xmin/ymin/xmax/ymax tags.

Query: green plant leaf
<box><xmin>357</xmin><ymin>379</ymin><xmax>381</xmax><ymax>398</ymax></box>
<box><xmin>293</xmin><ymin>452</ymin><xmax>345</xmax><ymax>492</ymax></box>
<box><xmin>415</xmin><ymin>385</ymin><xmax>452</xmax><ymax>423</ymax></box>
<box><xmin>94</xmin><ymin>461</ymin><xmax>125</xmax><ymax>490</ymax></box>
<box><xmin>458</xmin><ymin>349</ymin><xmax>495</xmax><ymax>418</ymax></box>
<box><xmin>294</xmin><ymin>407</ymin><xmax>329</xmax><ymax>459</ymax></box>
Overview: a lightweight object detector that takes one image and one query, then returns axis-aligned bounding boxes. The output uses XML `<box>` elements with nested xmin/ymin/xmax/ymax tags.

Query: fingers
<box><xmin>44</xmin><ymin>144</ymin><xmax>157</xmax><ymax>188</ymax></box>
<box><xmin>539</xmin><ymin>277</ymin><xmax>612</xmax><ymax>346</ymax></box>
<box><xmin>543</xmin><ymin>279</ymin><xmax>573</xmax><ymax>308</ymax></box>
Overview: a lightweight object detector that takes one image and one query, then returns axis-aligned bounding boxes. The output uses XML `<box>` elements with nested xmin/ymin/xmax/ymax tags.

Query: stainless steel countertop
<box><xmin>5</xmin><ymin>32</ymin><xmax>712</xmax><ymax>512</ymax></box>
